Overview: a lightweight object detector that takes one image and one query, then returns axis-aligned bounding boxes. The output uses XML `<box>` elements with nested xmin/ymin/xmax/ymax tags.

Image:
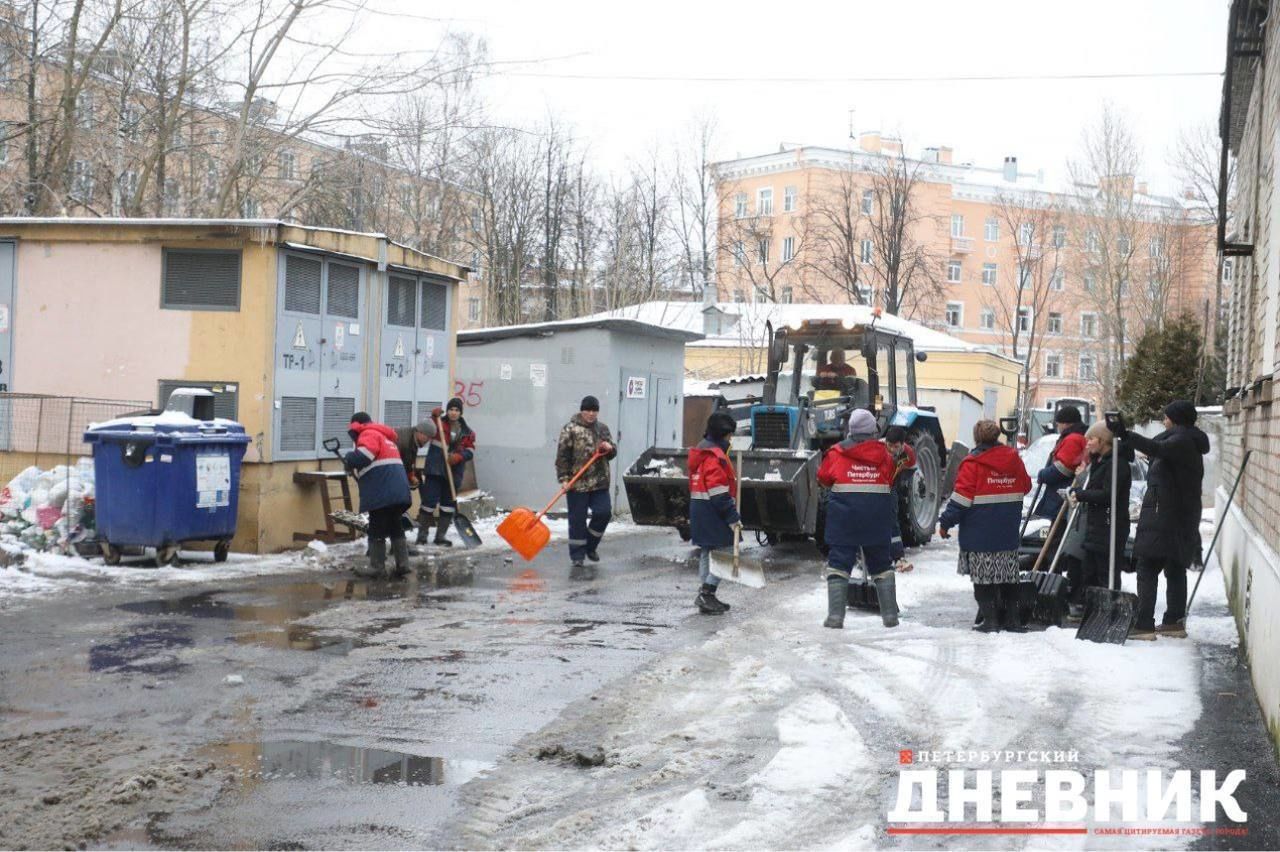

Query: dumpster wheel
<box><xmin>157</xmin><ymin>544</ymin><xmax>180</xmax><ymax>566</ymax></box>
<box><xmin>101</xmin><ymin>541</ymin><xmax>121</xmax><ymax>566</ymax></box>
<box><xmin>214</xmin><ymin>540</ymin><xmax>230</xmax><ymax>563</ymax></box>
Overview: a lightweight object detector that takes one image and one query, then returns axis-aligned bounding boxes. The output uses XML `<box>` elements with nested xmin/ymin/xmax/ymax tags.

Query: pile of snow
<box><xmin>0</xmin><ymin>461</ymin><xmax>96</xmax><ymax>555</ymax></box>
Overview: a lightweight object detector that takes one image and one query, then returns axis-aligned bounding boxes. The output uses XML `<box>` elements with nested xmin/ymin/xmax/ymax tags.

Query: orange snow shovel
<box><xmin>498</xmin><ymin>450</ymin><xmax>605</xmax><ymax>561</ymax></box>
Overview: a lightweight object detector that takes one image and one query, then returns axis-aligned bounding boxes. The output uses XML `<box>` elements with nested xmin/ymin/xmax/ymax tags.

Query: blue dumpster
<box><xmin>84</xmin><ymin>416</ymin><xmax>252</xmax><ymax>565</ymax></box>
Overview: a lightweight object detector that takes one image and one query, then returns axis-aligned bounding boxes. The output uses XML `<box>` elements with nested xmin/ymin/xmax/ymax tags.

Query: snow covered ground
<box><xmin>456</xmin><ymin>518</ymin><xmax>1240</xmax><ymax>850</ymax></box>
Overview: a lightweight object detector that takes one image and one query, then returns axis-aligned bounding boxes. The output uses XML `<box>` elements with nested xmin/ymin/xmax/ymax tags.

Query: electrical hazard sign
<box><xmin>393</xmin><ymin>334</ymin><xmax>406</xmax><ymax>359</ymax></box>
<box><xmin>292</xmin><ymin>321</ymin><xmax>307</xmax><ymax>350</ymax></box>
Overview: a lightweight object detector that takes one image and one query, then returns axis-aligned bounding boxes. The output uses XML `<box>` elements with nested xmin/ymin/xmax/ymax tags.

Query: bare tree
<box><xmin>862</xmin><ymin>151</ymin><xmax>944</xmax><ymax>319</ymax></box>
<box><xmin>803</xmin><ymin>156</ymin><xmax>872</xmax><ymax>304</ymax></box>
<box><xmin>670</xmin><ymin>115</ymin><xmax>718</xmax><ymax>300</ymax></box>
<box><xmin>470</xmin><ymin>127</ymin><xmax>540</xmax><ymax>326</ymax></box>
<box><xmin>717</xmin><ymin>176</ymin><xmax>807</xmax><ymax>303</ymax></box>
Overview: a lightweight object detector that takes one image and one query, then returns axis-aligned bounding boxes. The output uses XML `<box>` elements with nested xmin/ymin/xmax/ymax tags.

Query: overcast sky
<box><xmin>353</xmin><ymin>0</ymin><xmax>1227</xmax><ymax>192</ymax></box>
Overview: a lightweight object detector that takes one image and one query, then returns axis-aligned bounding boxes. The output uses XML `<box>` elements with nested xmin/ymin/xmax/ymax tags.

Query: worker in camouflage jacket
<box><xmin>555</xmin><ymin>395</ymin><xmax>618</xmax><ymax>570</ymax></box>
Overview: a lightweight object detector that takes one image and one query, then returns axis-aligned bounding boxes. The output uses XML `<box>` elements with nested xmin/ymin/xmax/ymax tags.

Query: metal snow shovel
<box><xmin>710</xmin><ymin>451</ymin><xmax>766</xmax><ymax>588</ymax></box>
<box><xmin>498</xmin><ymin>450</ymin><xmax>604</xmax><ymax>561</ymax></box>
<box><xmin>845</xmin><ymin>554</ymin><xmax>881</xmax><ymax>611</ymax></box>
<box><xmin>1186</xmin><ymin>450</ymin><xmax>1252</xmax><ymax>613</ymax></box>
<box><xmin>322</xmin><ymin>437</ymin><xmax>345</xmax><ymax>463</ymax></box>
<box><xmin>1076</xmin><ymin>428</ymin><xmax>1139</xmax><ymax>644</ymax></box>
<box><xmin>433</xmin><ymin>416</ymin><xmax>482</xmax><ymax>548</ymax></box>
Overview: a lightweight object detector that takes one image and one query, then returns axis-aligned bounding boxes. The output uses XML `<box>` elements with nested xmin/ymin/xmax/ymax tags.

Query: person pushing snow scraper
<box><xmin>816</xmin><ymin>408</ymin><xmax>901</xmax><ymax>629</ymax></box>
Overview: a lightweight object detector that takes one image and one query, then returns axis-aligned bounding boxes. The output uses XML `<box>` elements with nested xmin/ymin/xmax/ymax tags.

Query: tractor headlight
<box><xmin>841</xmin><ymin>317</ymin><xmax>857</xmax><ymax>330</ymax></box>
<box><xmin>787</xmin><ymin>319</ymin><xmax>804</xmax><ymax>331</ymax></box>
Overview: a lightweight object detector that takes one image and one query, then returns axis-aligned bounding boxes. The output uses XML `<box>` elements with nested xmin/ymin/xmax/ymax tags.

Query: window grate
<box><xmin>280</xmin><ymin>396</ymin><xmax>317</xmax><ymax>452</ymax></box>
<box><xmin>322</xmin><ymin>397</ymin><xmax>356</xmax><ymax>450</ymax></box>
<box><xmin>285</xmin><ymin>255</ymin><xmax>322</xmax><ymax>314</ymax></box>
<box><xmin>326</xmin><ymin>264</ymin><xmax>359</xmax><ymax>318</ymax></box>
<box><xmin>420</xmin><ymin>280</ymin><xmax>447</xmax><ymax>330</ymax></box>
<box><xmin>387</xmin><ymin>276</ymin><xmax>416</xmax><ymax>327</ymax></box>
<box><xmin>157</xmin><ymin>380</ymin><xmax>238</xmax><ymax>421</ymax></box>
<box><xmin>384</xmin><ymin>399</ymin><xmax>413</xmax><ymax>429</ymax></box>
<box><xmin>163</xmin><ymin>249</ymin><xmax>241</xmax><ymax>310</ymax></box>
<box><xmin>415</xmin><ymin>400</ymin><xmax>442</xmax><ymax>427</ymax></box>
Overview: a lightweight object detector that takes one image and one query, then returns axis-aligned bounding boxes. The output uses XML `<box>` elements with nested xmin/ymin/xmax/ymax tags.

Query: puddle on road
<box><xmin>206</xmin><ymin>739</ymin><xmax>491</xmax><ymax>788</ymax></box>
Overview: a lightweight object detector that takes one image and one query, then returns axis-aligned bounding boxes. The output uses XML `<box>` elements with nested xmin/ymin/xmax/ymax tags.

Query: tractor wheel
<box><xmin>899</xmin><ymin>429</ymin><xmax>943</xmax><ymax>547</ymax></box>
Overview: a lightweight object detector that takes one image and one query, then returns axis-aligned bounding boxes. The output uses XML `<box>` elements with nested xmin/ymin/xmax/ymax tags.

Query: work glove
<box><xmin>408</xmin><ymin>471</ymin><xmax>420</xmax><ymax>488</ymax></box>
<box><xmin>894</xmin><ymin>558</ymin><xmax>914</xmax><ymax>573</ymax></box>
<box><xmin>448</xmin><ymin>452</ymin><xmax>464</xmax><ymax>466</ymax></box>
<box><xmin>596</xmin><ymin>440</ymin><xmax>613</xmax><ymax>455</ymax></box>
<box><xmin>1105</xmin><ymin>416</ymin><xmax>1128</xmax><ymax>438</ymax></box>
<box><xmin>938</xmin><ymin>526</ymin><xmax>951</xmax><ymax>539</ymax></box>
<box><xmin>431</xmin><ymin>406</ymin><xmax>444</xmax><ymax>420</ymax></box>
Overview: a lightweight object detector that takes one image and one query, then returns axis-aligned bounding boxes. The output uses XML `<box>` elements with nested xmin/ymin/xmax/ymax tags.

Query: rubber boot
<box><xmin>973</xmin><ymin>583</ymin><xmax>1000</xmax><ymax>633</ymax></box>
<box><xmin>415</xmin><ymin>510</ymin><xmax>432</xmax><ymax>545</ymax></box>
<box><xmin>873</xmin><ymin>571</ymin><xmax>900</xmax><ymax>628</ymax></box>
<box><xmin>1000</xmin><ymin>582</ymin><xmax>1028</xmax><ymax>633</ymax></box>
<box><xmin>389</xmin><ymin>538</ymin><xmax>411</xmax><ymax>579</ymax></box>
<box><xmin>358</xmin><ymin>537</ymin><xmax>386</xmax><ymax>578</ymax></box>
<box><xmin>824</xmin><ymin>574</ymin><xmax>848</xmax><ymax>628</ymax></box>
<box><xmin>695</xmin><ymin>583</ymin><xmax>728</xmax><ymax>615</ymax></box>
<box><xmin>434</xmin><ymin>512</ymin><xmax>453</xmax><ymax>546</ymax></box>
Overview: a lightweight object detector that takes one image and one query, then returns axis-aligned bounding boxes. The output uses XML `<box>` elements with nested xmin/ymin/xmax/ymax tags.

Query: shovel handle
<box><xmin>1031</xmin><ymin>497</ymin><xmax>1070</xmax><ymax>574</ymax></box>
<box><xmin>434</xmin><ymin>416</ymin><xmax>461</xmax><ymax>503</ymax></box>
<box><xmin>537</xmin><ymin>450</ymin><xmax>605</xmax><ymax>522</ymax></box>
<box><xmin>1019</xmin><ymin>482</ymin><xmax>1044</xmax><ymax>540</ymax></box>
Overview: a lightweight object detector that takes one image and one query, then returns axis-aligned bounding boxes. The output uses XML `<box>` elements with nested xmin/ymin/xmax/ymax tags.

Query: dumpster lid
<box><xmin>87</xmin><ymin>410</ymin><xmax>246</xmax><ymax>434</ymax></box>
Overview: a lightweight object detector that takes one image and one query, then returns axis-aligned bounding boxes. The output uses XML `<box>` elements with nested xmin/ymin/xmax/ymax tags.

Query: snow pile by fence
<box><xmin>0</xmin><ymin>461</ymin><xmax>96</xmax><ymax>554</ymax></box>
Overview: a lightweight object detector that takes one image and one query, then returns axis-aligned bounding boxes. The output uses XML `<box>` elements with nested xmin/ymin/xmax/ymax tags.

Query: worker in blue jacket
<box><xmin>345</xmin><ymin>412</ymin><xmax>412</xmax><ymax>579</ymax></box>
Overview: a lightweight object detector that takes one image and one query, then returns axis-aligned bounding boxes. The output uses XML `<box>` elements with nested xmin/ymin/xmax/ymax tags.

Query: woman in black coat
<box><xmin>1068</xmin><ymin>422</ymin><xmax>1132</xmax><ymax>616</ymax></box>
<box><xmin>1107</xmin><ymin>400</ymin><xmax>1210</xmax><ymax>640</ymax></box>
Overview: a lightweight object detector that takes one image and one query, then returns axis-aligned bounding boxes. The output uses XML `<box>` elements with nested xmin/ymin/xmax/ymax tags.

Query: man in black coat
<box><xmin>1107</xmin><ymin>400</ymin><xmax>1209</xmax><ymax>640</ymax></box>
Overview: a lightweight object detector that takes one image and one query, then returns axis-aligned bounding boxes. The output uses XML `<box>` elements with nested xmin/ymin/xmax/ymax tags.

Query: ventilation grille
<box><xmin>280</xmin><ymin>396</ymin><xmax>317</xmax><ymax>452</ymax></box>
<box><xmin>388</xmin><ymin>276</ymin><xmax>416</xmax><ymax>327</ymax></box>
<box><xmin>415</xmin><ymin>400</ymin><xmax>442</xmax><ymax>427</ymax></box>
<box><xmin>322</xmin><ymin>397</ymin><xmax>355</xmax><ymax>450</ymax></box>
<box><xmin>420</xmin><ymin>280</ymin><xmax>447</xmax><ymax>330</ymax></box>
<box><xmin>163</xmin><ymin>250</ymin><xmax>241</xmax><ymax>310</ymax></box>
<box><xmin>284</xmin><ymin>255</ymin><xmax>322</xmax><ymax>314</ymax></box>
<box><xmin>383</xmin><ymin>399</ymin><xmax>413</xmax><ymax>429</ymax></box>
<box><xmin>326</xmin><ymin>264</ymin><xmax>359</xmax><ymax>318</ymax></box>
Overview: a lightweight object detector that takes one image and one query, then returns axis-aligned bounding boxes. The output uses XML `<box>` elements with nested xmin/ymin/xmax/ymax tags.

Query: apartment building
<box><xmin>714</xmin><ymin>134</ymin><xmax>1220</xmax><ymax>408</ymax></box>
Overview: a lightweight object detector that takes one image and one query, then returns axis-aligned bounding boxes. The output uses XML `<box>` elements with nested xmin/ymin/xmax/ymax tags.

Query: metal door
<box><xmin>274</xmin><ymin>253</ymin><xmax>323</xmax><ymax>458</ymax></box>
<box><xmin>319</xmin><ymin>261</ymin><xmax>364</xmax><ymax>450</ymax></box>
<box><xmin>616</xmin><ymin>369</ymin><xmax>653</xmax><ymax>505</ymax></box>
<box><xmin>379</xmin><ymin>273</ymin><xmax>418</xmax><ymax>429</ymax></box>
<box><xmin>416</xmin><ymin>277</ymin><xmax>451</xmax><ymax>418</ymax></box>
<box><xmin>653</xmin><ymin>376</ymin><xmax>680</xmax><ymax>447</ymax></box>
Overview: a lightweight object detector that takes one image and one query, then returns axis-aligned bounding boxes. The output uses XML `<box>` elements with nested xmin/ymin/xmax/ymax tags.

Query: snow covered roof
<box><xmin>586</xmin><ymin>301</ymin><xmax>1019</xmax><ymax>364</ymax></box>
<box><xmin>458</xmin><ymin>315</ymin><xmax>703</xmax><ymax>345</ymax></box>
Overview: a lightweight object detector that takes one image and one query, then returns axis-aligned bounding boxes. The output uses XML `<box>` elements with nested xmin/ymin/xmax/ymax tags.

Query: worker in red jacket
<box><xmin>344</xmin><ymin>412</ymin><xmax>412</xmax><ymax>578</ymax></box>
<box><xmin>939</xmin><ymin>420</ymin><xmax>1033</xmax><ymax>631</ymax></box>
<box><xmin>817</xmin><ymin>409</ymin><xmax>900</xmax><ymax>629</ymax></box>
<box><xmin>688</xmin><ymin>412</ymin><xmax>740</xmax><ymax>615</ymax></box>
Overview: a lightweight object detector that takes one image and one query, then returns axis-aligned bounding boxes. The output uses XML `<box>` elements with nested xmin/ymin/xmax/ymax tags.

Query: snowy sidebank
<box><xmin>456</xmin><ymin>532</ymin><xmax>1241</xmax><ymax>850</ymax></box>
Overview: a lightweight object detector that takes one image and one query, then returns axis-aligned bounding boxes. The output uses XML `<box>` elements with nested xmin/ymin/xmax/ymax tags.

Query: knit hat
<box><xmin>413</xmin><ymin>419</ymin><xmax>438</xmax><ymax>440</ymax></box>
<box><xmin>1164</xmin><ymin>400</ymin><xmax>1197</xmax><ymax>427</ymax></box>
<box><xmin>846</xmin><ymin>408</ymin><xmax>877</xmax><ymax>438</ymax></box>
<box><xmin>705</xmin><ymin>412</ymin><xmax>737</xmax><ymax>441</ymax></box>
<box><xmin>447</xmin><ymin>397</ymin><xmax>464</xmax><ymax>413</ymax></box>
<box><xmin>1054</xmin><ymin>405</ymin><xmax>1082</xmax><ymax>425</ymax></box>
<box><xmin>580</xmin><ymin>395</ymin><xmax>600</xmax><ymax>412</ymax></box>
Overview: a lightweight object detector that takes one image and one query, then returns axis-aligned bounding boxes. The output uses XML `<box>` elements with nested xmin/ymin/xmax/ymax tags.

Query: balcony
<box><xmin>951</xmin><ymin>236</ymin><xmax>974</xmax><ymax>254</ymax></box>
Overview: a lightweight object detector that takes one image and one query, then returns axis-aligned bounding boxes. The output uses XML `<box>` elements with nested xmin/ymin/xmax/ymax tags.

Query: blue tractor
<box><xmin>624</xmin><ymin>315</ymin><xmax>953</xmax><ymax>550</ymax></box>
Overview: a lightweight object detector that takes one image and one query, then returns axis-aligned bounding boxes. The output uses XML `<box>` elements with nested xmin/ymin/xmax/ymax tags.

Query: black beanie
<box><xmin>580</xmin><ymin>395</ymin><xmax>600</xmax><ymax>412</ymax></box>
<box><xmin>1164</xmin><ymin>400</ymin><xmax>1197</xmax><ymax>426</ymax></box>
<box><xmin>1054</xmin><ymin>405</ymin><xmax>1082</xmax><ymax>425</ymax></box>
<box><xmin>705</xmin><ymin>412</ymin><xmax>736</xmax><ymax>441</ymax></box>
<box><xmin>447</xmin><ymin>397</ymin><xmax>463</xmax><ymax>413</ymax></box>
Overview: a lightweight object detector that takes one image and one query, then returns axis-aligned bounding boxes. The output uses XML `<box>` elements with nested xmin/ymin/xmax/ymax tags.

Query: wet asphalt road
<box><xmin>0</xmin><ymin>529</ymin><xmax>822</xmax><ymax>849</ymax></box>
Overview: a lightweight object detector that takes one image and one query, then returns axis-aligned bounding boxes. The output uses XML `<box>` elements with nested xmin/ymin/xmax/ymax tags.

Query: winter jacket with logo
<box><xmin>424</xmin><ymin>417</ymin><xmax>475</xmax><ymax>488</ymax></box>
<box><xmin>817</xmin><ymin>438</ymin><xmax>897</xmax><ymax>548</ymax></box>
<box><xmin>688</xmin><ymin>438</ymin><xmax>741</xmax><ymax>549</ymax></box>
<box><xmin>1033</xmin><ymin>424</ymin><xmax>1088</xmax><ymax>519</ymax></box>
<box><xmin>345</xmin><ymin>421</ymin><xmax>412</xmax><ymax>513</ymax></box>
<box><xmin>556</xmin><ymin>413</ymin><xmax>618</xmax><ymax>493</ymax></box>
<box><xmin>939</xmin><ymin>443</ymin><xmax>1032</xmax><ymax>552</ymax></box>
<box><xmin>1071</xmin><ymin>446</ymin><xmax>1133</xmax><ymax>556</ymax></box>
<box><xmin>1126</xmin><ymin>425</ymin><xmax>1209</xmax><ymax>565</ymax></box>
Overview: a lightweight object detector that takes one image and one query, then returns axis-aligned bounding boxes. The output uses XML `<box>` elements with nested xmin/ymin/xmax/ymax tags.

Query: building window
<box><xmin>947</xmin><ymin>260</ymin><xmax>962</xmax><ymax>283</ymax></box>
<box><xmin>162</xmin><ymin>249</ymin><xmax>242</xmax><ymax>311</ymax></box>
<box><xmin>1148</xmin><ymin>278</ymin><xmax>1161</xmax><ymax>299</ymax></box>
<box><xmin>1149</xmin><ymin>237</ymin><xmax>1162</xmax><ymax>257</ymax></box>
<box><xmin>163</xmin><ymin>178</ymin><xmax>181</xmax><ymax>216</ymax></box>
<box><xmin>1083</xmin><ymin>272</ymin><xmax>1095</xmax><ymax>292</ymax></box>
<box><xmin>1047</xmin><ymin>312</ymin><xmax>1062</xmax><ymax>335</ymax></box>
<box><xmin>783</xmin><ymin>186</ymin><xmax>797</xmax><ymax>213</ymax></box>
<box><xmin>980</xmin><ymin>308</ymin><xmax>995</xmax><ymax>330</ymax></box>
<box><xmin>757</xmin><ymin>238</ymin><xmax>770</xmax><ymax>265</ymax></box>
<box><xmin>1046</xmin><ymin>353</ymin><xmax>1062</xmax><ymax>378</ymax></box>
<box><xmin>860</xmin><ymin>239</ymin><xmax>873</xmax><ymax>264</ymax></box>
<box><xmin>856</xmin><ymin>284</ymin><xmax>873</xmax><ymax>304</ymax></box>
<box><xmin>757</xmin><ymin>187</ymin><xmax>773</xmax><ymax>216</ymax></box>
<box><xmin>1017</xmin><ymin>307</ymin><xmax>1032</xmax><ymax>333</ymax></box>
<box><xmin>120</xmin><ymin>104</ymin><xmax>141</xmax><ymax>141</ymax></box>
<box><xmin>861</xmin><ymin>189</ymin><xmax>873</xmax><ymax>215</ymax></box>
<box><xmin>75</xmin><ymin>93</ymin><xmax>94</xmax><ymax>128</ymax></box>
<box><xmin>945</xmin><ymin>301</ymin><xmax>963</xmax><ymax>328</ymax></box>
<box><xmin>279</xmin><ymin>152</ymin><xmax>296</xmax><ymax>180</ymax></box>
<box><xmin>1050</xmin><ymin>268</ymin><xmax>1064</xmax><ymax>291</ymax></box>
<box><xmin>1080</xmin><ymin>312</ymin><xmax>1098</xmax><ymax>338</ymax></box>
<box><xmin>734</xmin><ymin>193</ymin><xmax>748</xmax><ymax>218</ymax></box>
<box><xmin>241</xmin><ymin>196</ymin><xmax>260</xmax><ymax>218</ymax></box>
<box><xmin>951</xmin><ymin>214</ymin><xmax>965</xmax><ymax>238</ymax></box>
<box><xmin>781</xmin><ymin>286</ymin><xmax>793</xmax><ymax>304</ymax></box>
<box><xmin>1085</xmin><ymin>231</ymin><xmax>1099</xmax><ymax>252</ymax></box>
<box><xmin>1052</xmin><ymin>225</ymin><xmax>1066</xmax><ymax>248</ymax></box>
<box><xmin>982</xmin><ymin>263</ymin><xmax>997</xmax><ymax>286</ymax></box>
<box><xmin>467</xmin><ymin>297</ymin><xmax>480</xmax><ymax>321</ymax></box>
<box><xmin>1223</xmin><ymin>259</ymin><xmax>1234</xmax><ymax>282</ymax></box>
<box><xmin>733</xmin><ymin>289</ymin><xmax>745</xmax><ymax>303</ymax></box>
<box><xmin>1079</xmin><ymin>354</ymin><xmax>1096</xmax><ymax>381</ymax></box>
<box><xmin>1117</xmin><ymin>235</ymin><xmax>1131</xmax><ymax>254</ymax></box>
<box><xmin>1018</xmin><ymin>222</ymin><xmax>1034</xmax><ymax>245</ymax></box>
<box><xmin>984</xmin><ymin>217</ymin><xmax>999</xmax><ymax>241</ymax></box>
<box><xmin>1017</xmin><ymin>264</ymin><xmax>1031</xmax><ymax>290</ymax></box>
<box><xmin>1118</xmin><ymin>277</ymin><xmax>1128</xmax><ymax>295</ymax></box>
<box><xmin>71</xmin><ymin>160</ymin><xmax>94</xmax><ymax>199</ymax></box>
<box><xmin>733</xmin><ymin>240</ymin><xmax>746</xmax><ymax>267</ymax></box>
<box><xmin>782</xmin><ymin>236</ymin><xmax>795</xmax><ymax>262</ymax></box>
<box><xmin>118</xmin><ymin>170</ymin><xmax>138</xmax><ymax>200</ymax></box>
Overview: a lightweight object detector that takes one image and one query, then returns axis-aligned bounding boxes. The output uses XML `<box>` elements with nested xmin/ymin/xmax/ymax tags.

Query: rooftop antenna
<box><xmin>847</xmin><ymin>109</ymin><xmax>856</xmax><ymax>143</ymax></box>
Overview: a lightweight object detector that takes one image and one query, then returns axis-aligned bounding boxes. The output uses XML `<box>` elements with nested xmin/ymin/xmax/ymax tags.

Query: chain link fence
<box><xmin>0</xmin><ymin>393</ymin><xmax>152</xmax><ymax>553</ymax></box>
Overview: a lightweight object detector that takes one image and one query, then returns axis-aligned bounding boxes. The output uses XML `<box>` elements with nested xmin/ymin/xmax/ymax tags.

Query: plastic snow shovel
<box><xmin>434</xmin><ymin>416</ymin><xmax>482</xmax><ymax>548</ymax></box>
<box><xmin>710</xmin><ymin>452</ymin><xmax>766</xmax><ymax>588</ymax></box>
<box><xmin>498</xmin><ymin>450</ymin><xmax>604</xmax><ymax>561</ymax></box>
<box><xmin>1076</xmin><ymin>428</ymin><xmax>1139</xmax><ymax>645</ymax></box>
<box><xmin>845</xmin><ymin>554</ymin><xmax>880</xmax><ymax>611</ymax></box>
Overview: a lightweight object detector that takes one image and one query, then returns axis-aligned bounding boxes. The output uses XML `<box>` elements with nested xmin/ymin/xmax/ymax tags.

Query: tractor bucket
<box><xmin>497</xmin><ymin>507</ymin><xmax>550</xmax><ymax>562</ymax></box>
<box><xmin>623</xmin><ymin>447</ymin><xmax>821</xmax><ymax>537</ymax></box>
